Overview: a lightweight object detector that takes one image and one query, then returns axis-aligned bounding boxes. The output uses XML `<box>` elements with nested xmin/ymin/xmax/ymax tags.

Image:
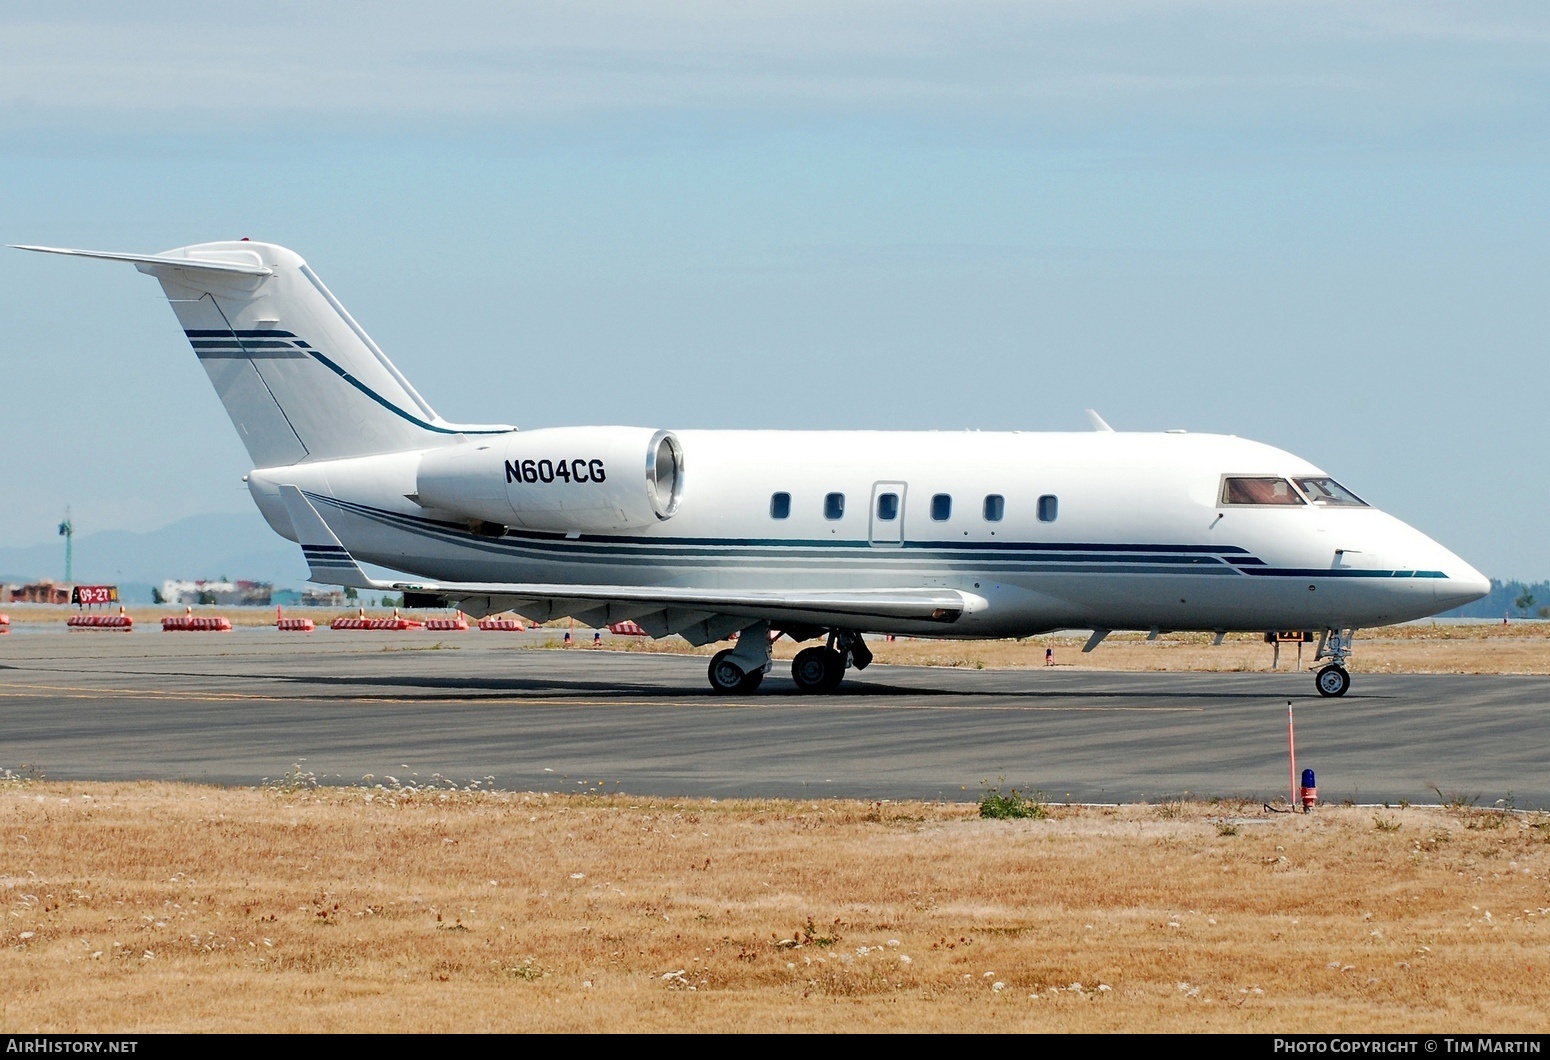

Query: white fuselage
<box><xmin>248</xmin><ymin>428</ymin><xmax>1489</xmax><ymax>638</ymax></box>
<box><xmin>21</xmin><ymin>236</ymin><xmax>1491</xmax><ymax>670</ymax></box>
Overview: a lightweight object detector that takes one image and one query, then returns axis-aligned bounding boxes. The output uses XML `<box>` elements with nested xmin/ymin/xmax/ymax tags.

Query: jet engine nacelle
<box><xmin>416</xmin><ymin>426</ymin><xmax>684</xmax><ymax>533</ymax></box>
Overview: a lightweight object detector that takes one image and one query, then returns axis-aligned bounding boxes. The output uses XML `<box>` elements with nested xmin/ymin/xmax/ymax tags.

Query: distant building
<box><xmin>272</xmin><ymin>588</ymin><xmax>346</xmax><ymax>608</ymax></box>
<box><xmin>9</xmin><ymin>580</ymin><xmax>71</xmax><ymax>605</ymax></box>
<box><xmin>160</xmin><ymin>579</ymin><xmax>273</xmax><ymax>606</ymax></box>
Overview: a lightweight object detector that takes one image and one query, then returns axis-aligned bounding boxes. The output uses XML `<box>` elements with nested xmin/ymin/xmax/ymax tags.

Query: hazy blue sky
<box><xmin>3</xmin><ymin>2</ymin><xmax>1547</xmax><ymax>578</ymax></box>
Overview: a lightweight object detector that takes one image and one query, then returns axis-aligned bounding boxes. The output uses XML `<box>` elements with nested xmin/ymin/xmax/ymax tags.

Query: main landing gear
<box><xmin>791</xmin><ymin>631</ymin><xmax>871</xmax><ymax>694</ymax></box>
<box><xmin>707</xmin><ymin>620</ymin><xmax>773</xmax><ymax>694</ymax></box>
<box><xmin>1313</xmin><ymin>628</ymin><xmax>1356</xmax><ymax>698</ymax></box>
<box><xmin>705</xmin><ymin>625</ymin><xmax>872</xmax><ymax>695</ymax></box>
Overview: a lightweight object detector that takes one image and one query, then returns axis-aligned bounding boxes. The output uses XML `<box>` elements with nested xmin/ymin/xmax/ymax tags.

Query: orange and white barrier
<box><xmin>68</xmin><ymin>610</ymin><xmax>133</xmax><ymax>631</ymax></box>
<box><xmin>331</xmin><ymin>608</ymin><xmax>423</xmax><ymax>631</ymax></box>
<box><xmin>608</xmin><ymin>620</ymin><xmax>647</xmax><ymax>636</ymax></box>
<box><xmin>0</xmin><ymin>613</ymin><xmax>9</xmax><ymax>634</ymax></box>
<box><xmin>423</xmin><ymin>612</ymin><xmax>469</xmax><ymax>631</ymax></box>
<box><xmin>162</xmin><ymin>615</ymin><xmax>232</xmax><ymax>632</ymax></box>
<box><xmin>274</xmin><ymin>605</ymin><xmax>314</xmax><ymax>632</ymax></box>
<box><xmin>331</xmin><ymin>616</ymin><xmax>419</xmax><ymax>630</ymax></box>
<box><xmin>478</xmin><ymin>615</ymin><xmax>526</xmax><ymax>632</ymax></box>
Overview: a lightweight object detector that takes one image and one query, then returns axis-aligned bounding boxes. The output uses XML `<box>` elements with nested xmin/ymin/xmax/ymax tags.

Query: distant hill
<box><xmin>0</xmin><ymin>511</ymin><xmax>308</xmax><ymax>590</ymax></box>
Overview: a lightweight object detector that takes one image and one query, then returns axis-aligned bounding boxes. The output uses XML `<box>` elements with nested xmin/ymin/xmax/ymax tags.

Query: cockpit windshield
<box><xmin>1220</xmin><ymin>477</ymin><xmax>1306</xmax><ymax>506</ymax></box>
<box><xmin>1294</xmin><ymin>477</ymin><xmax>1368</xmax><ymax>507</ymax></box>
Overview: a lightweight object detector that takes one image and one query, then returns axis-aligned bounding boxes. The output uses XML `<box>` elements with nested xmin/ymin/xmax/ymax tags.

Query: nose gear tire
<box><xmin>1315</xmin><ymin>664</ymin><xmax>1350</xmax><ymax>698</ymax></box>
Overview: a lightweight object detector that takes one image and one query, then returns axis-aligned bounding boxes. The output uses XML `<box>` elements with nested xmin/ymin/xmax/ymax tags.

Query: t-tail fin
<box><xmin>14</xmin><ymin>241</ymin><xmax>512</xmax><ymax>467</ymax></box>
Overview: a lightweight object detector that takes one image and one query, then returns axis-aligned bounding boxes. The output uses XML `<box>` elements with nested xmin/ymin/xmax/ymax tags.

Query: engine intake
<box><xmin>416</xmin><ymin>426</ymin><xmax>683</xmax><ymax>533</ymax></box>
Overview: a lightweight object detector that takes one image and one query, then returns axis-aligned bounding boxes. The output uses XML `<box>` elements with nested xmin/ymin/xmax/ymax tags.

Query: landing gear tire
<box><xmin>792</xmin><ymin>646</ymin><xmax>845</xmax><ymax>693</ymax></box>
<box><xmin>708</xmin><ymin>649</ymin><xmax>764</xmax><ymax>694</ymax></box>
<box><xmin>1315</xmin><ymin>664</ymin><xmax>1350</xmax><ymax>698</ymax></box>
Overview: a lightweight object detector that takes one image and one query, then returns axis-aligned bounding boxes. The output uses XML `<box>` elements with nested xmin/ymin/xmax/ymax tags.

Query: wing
<box><xmin>279</xmin><ymin>486</ymin><xmax>984</xmax><ymax>643</ymax></box>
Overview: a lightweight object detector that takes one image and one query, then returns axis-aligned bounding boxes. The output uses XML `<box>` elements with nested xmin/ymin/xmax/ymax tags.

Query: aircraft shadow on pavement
<box><xmin>208</xmin><ymin>669</ymin><xmax>1355</xmax><ymax>704</ymax></box>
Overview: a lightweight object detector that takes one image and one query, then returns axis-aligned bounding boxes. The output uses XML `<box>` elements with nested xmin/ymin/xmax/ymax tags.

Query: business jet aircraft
<box><xmin>16</xmin><ymin>240</ymin><xmax>1490</xmax><ymax>697</ymax></box>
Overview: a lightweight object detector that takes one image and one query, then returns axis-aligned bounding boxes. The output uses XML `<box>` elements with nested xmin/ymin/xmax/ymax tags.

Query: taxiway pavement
<box><xmin>0</xmin><ymin>629</ymin><xmax>1543</xmax><ymax>806</ymax></box>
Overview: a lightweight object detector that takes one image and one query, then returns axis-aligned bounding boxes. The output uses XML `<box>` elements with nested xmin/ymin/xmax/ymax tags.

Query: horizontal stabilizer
<box><xmin>11</xmin><ymin>244</ymin><xmax>273</xmax><ymax>276</ymax></box>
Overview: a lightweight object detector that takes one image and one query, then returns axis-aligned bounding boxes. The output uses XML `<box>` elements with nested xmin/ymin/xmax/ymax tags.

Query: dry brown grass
<box><xmin>2</xmin><ymin>776</ymin><xmax>1547</xmax><ymax>1032</ymax></box>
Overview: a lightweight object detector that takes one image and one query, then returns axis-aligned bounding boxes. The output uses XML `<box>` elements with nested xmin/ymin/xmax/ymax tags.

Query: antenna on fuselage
<box><xmin>1084</xmin><ymin>409</ymin><xmax>1115</xmax><ymax>432</ymax></box>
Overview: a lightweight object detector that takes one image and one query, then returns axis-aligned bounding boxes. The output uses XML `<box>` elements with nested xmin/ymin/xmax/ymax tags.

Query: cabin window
<box><xmin>824</xmin><ymin>492</ymin><xmax>845</xmax><ymax>520</ymax></box>
<box><xmin>1294</xmin><ymin>477</ymin><xmax>1368</xmax><ymax>507</ymax></box>
<box><xmin>983</xmin><ymin>494</ymin><xmax>1005</xmax><ymax>521</ymax></box>
<box><xmin>1221</xmin><ymin>476</ymin><xmax>1306</xmax><ymax>506</ymax></box>
<box><xmin>1037</xmin><ymin>494</ymin><xmax>1058</xmax><ymax>522</ymax></box>
<box><xmin>876</xmin><ymin>492</ymin><xmax>899</xmax><ymax>521</ymax></box>
<box><xmin>770</xmin><ymin>492</ymin><xmax>791</xmax><ymax>519</ymax></box>
<box><xmin>930</xmin><ymin>494</ymin><xmax>952</xmax><ymax>521</ymax></box>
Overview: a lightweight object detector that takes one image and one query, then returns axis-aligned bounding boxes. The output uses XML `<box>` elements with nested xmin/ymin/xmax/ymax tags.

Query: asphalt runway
<box><xmin>0</xmin><ymin>628</ymin><xmax>1544</xmax><ymax>807</ymax></box>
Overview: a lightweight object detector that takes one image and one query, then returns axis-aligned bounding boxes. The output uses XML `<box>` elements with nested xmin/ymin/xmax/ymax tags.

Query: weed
<box><xmin>0</xmin><ymin>763</ymin><xmax>45</xmax><ymax>784</ymax></box>
<box><xmin>979</xmin><ymin>779</ymin><xmax>1048</xmax><ymax>820</ymax></box>
<box><xmin>1373</xmin><ymin>815</ymin><xmax>1401</xmax><ymax>832</ymax></box>
<box><xmin>504</xmin><ymin>959</ymin><xmax>548</xmax><ymax>981</ymax></box>
<box><xmin>265</xmin><ymin>761</ymin><xmax>319</xmax><ymax>793</ymax></box>
<box><xmin>1430</xmin><ymin>784</ymin><xmax>1481</xmax><ymax>810</ymax></box>
<box><xmin>1467</xmin><ymin>805</ymin><xmax>1509</xmax><ymax>831</ymax></box>
<box><xmin>1216</xmin><ymin>822</ymin><xmax>1239</xmax><ymax>837</ymax></box>
<box><xmin>796</xmin><ymin>915</ymin><xmax>841</xmax><ymax>948</ymax></box>
<box><xmin>861</xmin><ymin>801</ymin><xmax>925</xmax><ymax>824</ymax></box>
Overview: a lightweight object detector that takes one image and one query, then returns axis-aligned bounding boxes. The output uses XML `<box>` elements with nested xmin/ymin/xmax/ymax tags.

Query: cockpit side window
<box><xmin>1294</xmin><ymin>477</ymin><xmax>1368</xmax><ymax>507</ymax></box>
<box><xmin>1220</xmin><ymin>476</ymin><xmax>1306</xmax><ymax>506</ymax></box>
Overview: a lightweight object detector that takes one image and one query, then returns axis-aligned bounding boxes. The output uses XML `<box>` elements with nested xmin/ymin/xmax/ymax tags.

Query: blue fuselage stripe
<box><xmin>307</xmin><ymin>495</ymin><xmax>1448</xmax><ymax>581</ymax></box>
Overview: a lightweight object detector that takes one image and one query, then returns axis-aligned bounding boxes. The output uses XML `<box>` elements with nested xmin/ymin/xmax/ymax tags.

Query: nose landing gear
<box><xmin>1315</xmin><ymin>663</ymin><xmax>1350</xmax><ymax>697</ymax></box>
<box><xmin>1313</xmin><ymin>628</ymin><xmax>1356</xmax><ymax>697</ymax></box>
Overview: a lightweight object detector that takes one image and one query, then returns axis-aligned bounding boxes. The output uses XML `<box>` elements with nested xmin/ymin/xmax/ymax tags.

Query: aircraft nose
<box><xmin>1434</xmin><ymin>563</ymin><xmax>1492</xmax><ymax>613</ymax></box>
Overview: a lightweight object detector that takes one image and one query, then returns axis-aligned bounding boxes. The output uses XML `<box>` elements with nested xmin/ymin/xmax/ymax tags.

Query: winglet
<box><xmin>1084</xmin><ymin>409</ymin><xmax>1115</xmax><ymax>432</ymax></box>
<box><xmin>278</xmin><ymin>485</ymin><xmax>394</xmax><ymax>590</ymax></box>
